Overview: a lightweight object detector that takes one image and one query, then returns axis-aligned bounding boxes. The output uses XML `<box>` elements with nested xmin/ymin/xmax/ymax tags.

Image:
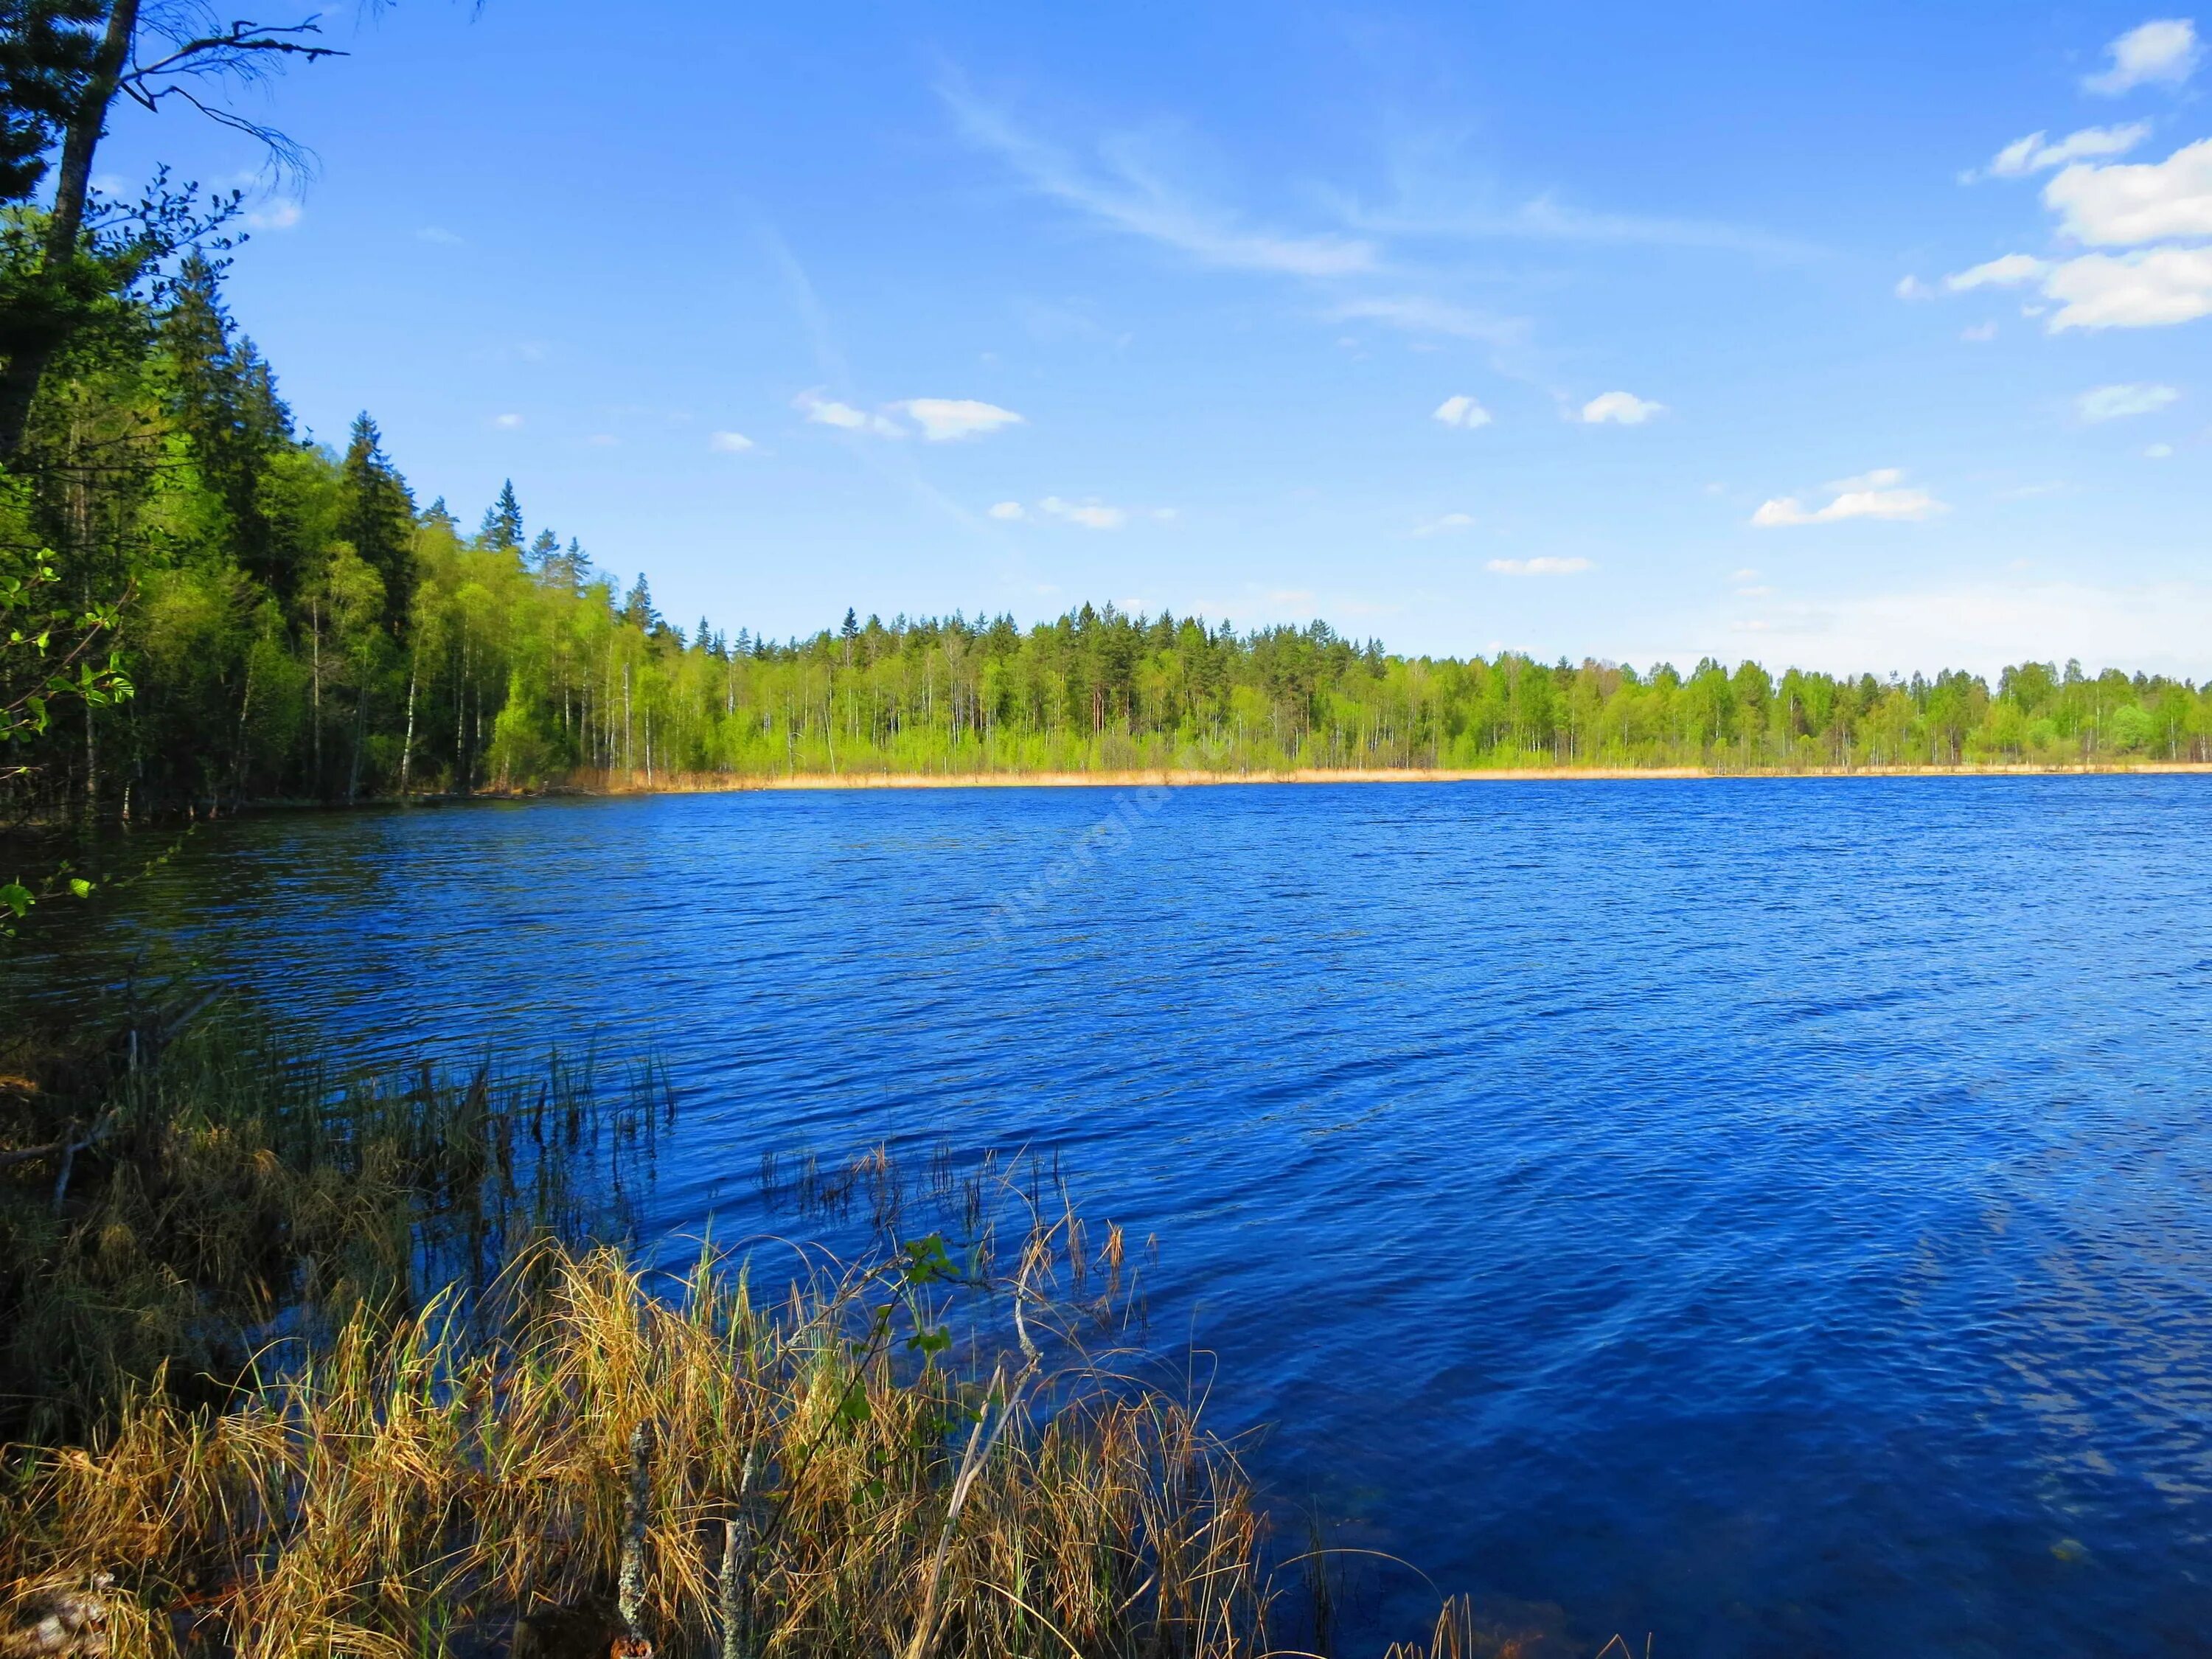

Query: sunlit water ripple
<box><xmin>10</xmin><ymin>776</ymin><xmax>2212</xmax><ymax>1658</ymax></box>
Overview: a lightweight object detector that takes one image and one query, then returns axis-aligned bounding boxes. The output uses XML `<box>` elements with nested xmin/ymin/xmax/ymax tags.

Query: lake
<box><xmin>11</xmin><ymin>776</ymin><xmax>2212</xmax><ymax>1658</ymax></box>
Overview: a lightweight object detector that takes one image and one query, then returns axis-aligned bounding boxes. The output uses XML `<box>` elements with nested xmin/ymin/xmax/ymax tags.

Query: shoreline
<box><xmin>569</xmin><ymin>761</ymin><xmax>2212</xmax><ymax>793</ymax></box>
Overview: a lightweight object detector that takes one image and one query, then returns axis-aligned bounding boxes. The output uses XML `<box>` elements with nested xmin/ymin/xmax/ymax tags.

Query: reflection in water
<box><xmin>9</xmin><ymin>776</ymin><xmax>2212</xmax><ymax>1658</ymax></box>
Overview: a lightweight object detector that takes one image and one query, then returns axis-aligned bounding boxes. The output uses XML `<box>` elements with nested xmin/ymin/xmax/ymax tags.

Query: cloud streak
<box><xmin>939</xmin><ymin>78</ymin><xmax>1377</xmax><ymax>276</ymax></box>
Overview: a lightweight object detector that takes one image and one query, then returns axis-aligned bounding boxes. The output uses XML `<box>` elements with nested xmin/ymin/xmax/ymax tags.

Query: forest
<box><xmin>7</xmin><ymin>243</ymin><xmax>2211</xmax><ymax>822</ymax></box>
<box><xmin>2</xmin><ymin>6</ymin><xmax>2208</xmax><ymax>825</ymax></box>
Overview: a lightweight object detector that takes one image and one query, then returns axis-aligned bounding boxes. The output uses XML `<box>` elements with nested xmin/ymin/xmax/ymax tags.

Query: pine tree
<box><xmin>526</xmin><ymin>527</ymin><xmax>560</xmax><ymax>572</ymax></box>
<box><xmin>338</xmin><ymin>412</ymin><xmax>417</xmax><ymax>639</ymax></box>
<box><xmin>478</xmin><ymin>479</ymin><xmax>524</xmax><ymax>552</ymax></box>
<box><xmin>421</xmin><ymin>496</ymin><xmax>458</xmax><ymax>532</ymax></box>
<box><xmin>621</xmin><ymin>573</ymin><xmax>658</xmax><ymax>632</ymax></box>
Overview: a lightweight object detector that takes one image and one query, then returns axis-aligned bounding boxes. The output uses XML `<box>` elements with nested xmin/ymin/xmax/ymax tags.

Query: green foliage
<box><xmin>3</xmin><ymin>251</ymin><xmax>2208</xmax><ymax>821</ymax></box>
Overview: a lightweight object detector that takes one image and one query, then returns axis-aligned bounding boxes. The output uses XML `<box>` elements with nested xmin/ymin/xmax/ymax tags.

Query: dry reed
<box><xmin>1</xmin><ymin>1211</ymin><xmax>1270</xmax><ymax>1659</ymax></box>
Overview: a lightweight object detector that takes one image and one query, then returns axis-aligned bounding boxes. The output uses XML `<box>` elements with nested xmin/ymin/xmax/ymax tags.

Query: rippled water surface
<box><xmin>13</xmin><ymin>778</ymin><xmax>2212</xmax><ymax>1657</ymax></box>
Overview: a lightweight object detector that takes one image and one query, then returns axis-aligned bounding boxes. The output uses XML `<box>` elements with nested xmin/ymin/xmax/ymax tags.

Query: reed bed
<box><xmin>2</xmin><ymin>1020</ymin><xmax>1594</xmax><ymax>1658</ymax></box>
<box><xmin>0</xmin><ymin>1001</ymin><xmax>661</xmax><ymax>1442</ymax></box>
<box><xmin>1</xmin><ymin>1211</ymin><xmax>1268</xmax><ymax>1659</ymax></box>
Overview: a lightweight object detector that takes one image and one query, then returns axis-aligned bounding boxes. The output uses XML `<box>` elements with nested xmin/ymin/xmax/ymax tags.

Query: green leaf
<box><xmin>1</xmin><ymin>883</ymin><xmax>32</xmax><ymax>919</ymax></box>
<box><xmin>68</xmin><ymin>879</ymin><xmax>91</xmax><ymax>900</ymax></box>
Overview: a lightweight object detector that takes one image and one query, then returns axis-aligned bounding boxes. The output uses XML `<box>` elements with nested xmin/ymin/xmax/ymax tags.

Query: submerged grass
<box><xmin>0</xmin><ymin>1008</ymin><xmax>1583</xmax><ymax>1658</ymax></box>
<box><xmin>0</xmin><ymin>998</ymin><xmax>661</xmax><ymax>1444</ymax></box>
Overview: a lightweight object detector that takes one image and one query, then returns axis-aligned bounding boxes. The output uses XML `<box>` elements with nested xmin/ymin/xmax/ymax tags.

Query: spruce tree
<box><xmin>159</xmin><ymin>256</ymin><xmax>296</xmax><ymax>597</ymax></box>
<box><xmin>526</xmin><ymin>527</ymin><xmax>560</xmax><ymax>572</ymax></box>
<box><xmin>622</xmin><ymin>574</ymin><xmax>658</xmax><ymax>632</ymax></box>
<box><xmin>338</xmin><ymin>412</ymin><xmax>417</xmax><ymax>638</ymax></box>
<box><xmin>539</xmin><ymin>535</ymin><xmax>591</xmax><ymax>591</ymax></box>
<box><xmin>478</xmin><ymin>479</ymin><xmax>524</xmax><ymax>552</ymax></box>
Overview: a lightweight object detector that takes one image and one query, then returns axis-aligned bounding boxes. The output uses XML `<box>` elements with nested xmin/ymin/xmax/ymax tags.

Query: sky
<box><xmin>90</xmin><ymin>1</ymin><xmax>2212</xmax><ymax>677</ymax></box>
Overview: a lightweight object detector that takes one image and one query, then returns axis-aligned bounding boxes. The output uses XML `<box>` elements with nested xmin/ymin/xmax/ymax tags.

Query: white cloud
<box><xmin>1751</xmin><ymin>467</ymin><xmax>1946</xmax><ymax>526</ymax></box>
<box><xmin>2083</xmin><ymin>18</ymin><xmax>2201</xmax><ymax>95</ymax></box>
<box><xmin>1896</xmin><ymin>274</ymin><xmax>1935</xmax><ymax>299</ymax></box>
<box><xmin>1040</xmin><ymin>496</ymin><xmax>1127</xmax><ymax>530</ymax></box>
<box><xmin>2077</xmin><ymin>382</ymin><xmax>2180</xmax><ymax>420</ymax></box>
<box><xmin>794</xmin><ymin>390</ymin><xmax>905</xmax><ymax>437</ymax></box>
<box><xmin>1579</xmin><ymin>391</ymin><xmax>1665</xmax><ymax>425</ymax></box>
<box><xmin>1431</xmin><ymin>394</ymin><xmax>1492</xmax><ymax>428</ymax></box>
<box><xmin>492</xmin><ymin>413</ymin><xmax>524</xmax><ymax>430</ymax></box>
<box><xmin>1978</xmin><ymin>124</ymin><xmax>2151</xmax><ymax>179</ymax></box>
<box><xmin>894</xmin><ymin>397</ymin><xmax>1026</xmax><ymax>442</ymax></box>
<box><xmin>1961</xmin><ymin>320</ymin><xmax>2000</xmax><ymax>341</ymax></box>
<box><xmin>1486</xmin><ymin>556</ymin><xmax>1591</xmax><ymax>574</ymax></box>
<box><xmin>2149</xmin><ymin>442</ymin><xmax>2176</xmax><ymax>456</ymax></box>
<box><xmin>2044</xmin><ymin>245</ymin><xmax>2212</xmax><ymax>327</ymax></box>
<box><xmin>245</xmin><ymin>199</ymin><xmax>302</xmax><ymax>230</ymax></box>
<box><xmin>939</xmin><ymin>80</ymin><xmax>1375</xmax><ymax>276</ymax></box>
<box><xmin>1944</xmin><ymin>253</ymin><xmax>2051</xmax><ymax>291</ymax></box>
<box><xmin>709</xmin><ymin>431</ymin><xmax>756</xmax><ymax>453</ymax></box>
<box><xmin>416</xmin><ymin>226</ymin><xmax>464</xmax><ymax>245</ymax></box>
<box><xmin>987</xmin><ymin>501</ymin><xmax>1026</xmax><ymax>521</ymax></box>
<box><xmin>2043</xmin><ymin>136</ymin><xmax>2212</xmax><ymax>246</ymax></box>
<box><xmin>1737</xmin><ymin>584</ymin><xmax>1775</xmax><ymax>597</ymax></box>
<box><xmin>1413</xmin><ymin>511</ymin><xmax>1476</xmax><ymax>536</ymax></box>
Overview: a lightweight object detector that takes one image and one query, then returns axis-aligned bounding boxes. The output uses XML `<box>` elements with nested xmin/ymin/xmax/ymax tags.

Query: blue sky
<box><xmin>95</xmin><ymin>1</ymin><xmax>2211</xmax><ymax>675</ymax></box>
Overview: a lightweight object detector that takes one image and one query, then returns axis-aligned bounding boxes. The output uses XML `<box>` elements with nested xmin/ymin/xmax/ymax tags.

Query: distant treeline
<box><xmin>5</xmin><ymin>263</ymin><xmax>2209</xmax><ymax>819</ymax></box>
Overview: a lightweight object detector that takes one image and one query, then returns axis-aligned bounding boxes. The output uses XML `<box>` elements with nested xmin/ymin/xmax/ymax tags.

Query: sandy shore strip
<box><xmin>571</xmin><ymin>762</ymin><xmax>2212</xmax><ymax>793</ymax></box>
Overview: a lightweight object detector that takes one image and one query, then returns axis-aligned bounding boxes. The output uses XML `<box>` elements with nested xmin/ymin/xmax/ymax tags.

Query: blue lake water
<box><xmin>11</xmin><ymin>777</ymin><xmax>2212</xmax><ymax>1657</ymax></box>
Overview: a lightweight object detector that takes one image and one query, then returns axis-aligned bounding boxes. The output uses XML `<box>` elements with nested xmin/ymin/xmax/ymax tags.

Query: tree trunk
<box><xmin>0</xmin><ymin>0</ymin><xmax>143</xmax><ymax>457</ymax></box>
<box><xmin>347</xmin><ymin>662</ymin><xmax>369</xmax><ymax>802</ymax></box>
<box><xmin>310</xmin><ymin>597</ymin><xmax>323</xmax><ymax>795</ymax></box>
<box><xmin>399</xmin><ymin>650</ymin><xmax>417</xmax><ymax>796</ymax></box>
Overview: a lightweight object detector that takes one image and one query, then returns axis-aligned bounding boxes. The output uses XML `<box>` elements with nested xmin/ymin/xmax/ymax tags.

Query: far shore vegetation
<box><xmin>3</xmin><ymin>215</ymin><xmax>2208</xmax><ymax>842</ymax></box>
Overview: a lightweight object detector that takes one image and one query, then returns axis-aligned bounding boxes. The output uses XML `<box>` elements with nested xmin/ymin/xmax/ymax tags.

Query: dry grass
<box><xmin>1</xmin><ymin>1213</ymin><xmax>1270</xmax><ymax>1659</ymax></box>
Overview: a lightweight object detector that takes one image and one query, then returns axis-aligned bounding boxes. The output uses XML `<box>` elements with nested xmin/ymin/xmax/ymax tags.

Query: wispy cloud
<box><xmin>1969</xmin><ymin>124</ymin><xmax>2150</xmax><ymax>181</ymax></box>
<box><xmin>416</xmin><ymin>226</ymin><xmax>464</xmax><ymax>245</ymax></box>
<box><xmin>491</xmin><ymin>412</ymin><xmax>524</xmax><ymax>431</ymax></box>
<box><xmin>1331</xmin><ymin>296</ymin><xmax>1526</xmax><ymax>348</ymax></box>
<box><xmin>1413</xmin><ymin>511</ymin><xmax>1476</xmax><ymax>536</ymax></box>
<box><xmin>1335</xmin><ymin>187</ymin><xmax>1820</xmax><ymax>262</ymax></box>
<box><xmin>2077</xmin><ymin>382</ymin><xmax>2180</xmax><ymax>421</ymax></box>
<box><xmin>939</xmin><ymin>77</ymin><xmax>1377</xmax><ymax>276</ymax></box>
<box><xmin>2083</xmin><ymin>18</ymin><xmax>2200</xmax><ymax>95</ymax></box>
<box><xmin>1944</xmin><ymin>254</ymin><xmax>2051</xmax><ymax>291</ymax></box>
<box><xmin>992</xmin><ymin>495</ymin><xmax>1169</xmax><ymax>530</ymax></box>
<box><xmin>1042</xmin><ymin>496</ymin><xmax>1126</xmax><ymax>529</ymax></box>
<box><xmin>1486</xmin><ymin>556</ymin><xmax>1590</xmax><ymax>574</ymax></box>
<box><xmin>709</xmin><ymin>430</ymin><xmax>757</xmax><ymax>452</ymax></box>
<box><xmin>1751</xmin><ymin>467</ymin><xmax>1945</xmax><ymax>527</ymax></box>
